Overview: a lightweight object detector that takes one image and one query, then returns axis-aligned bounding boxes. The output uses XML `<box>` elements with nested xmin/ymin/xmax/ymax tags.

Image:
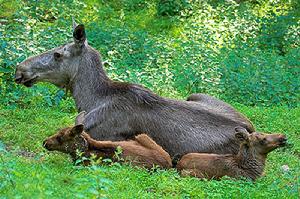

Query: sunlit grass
<box><xmin>0</xmin><ymin>0</ymin><xmax>299</xmax><ymax>198</ymax></box>
<box><xmin>0</xmin><ymin>104</ymin><xmax>299</xmax><ymax>198</ymax></box>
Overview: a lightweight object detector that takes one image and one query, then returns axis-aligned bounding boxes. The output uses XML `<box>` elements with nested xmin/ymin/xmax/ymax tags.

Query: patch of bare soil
<box><xmin>0</xmin><ymin>141</ymin><xmax>37</xmax><ymax>159</ymax></box>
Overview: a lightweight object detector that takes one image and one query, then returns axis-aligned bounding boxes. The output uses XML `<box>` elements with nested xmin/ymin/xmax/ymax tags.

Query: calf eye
<box><xmin>56</xmin><ymin>137</ymin><xmax>62</xmax><ymax>143</ymax></box>
<box><xmin>259</xmin><ymin>138</ymin><xmax>267</xmax><ymax>145</ymax></box>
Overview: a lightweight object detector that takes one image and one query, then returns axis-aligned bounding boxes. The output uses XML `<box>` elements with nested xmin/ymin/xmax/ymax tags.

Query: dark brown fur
<box><xmin>176</xmin><ymin>127</ymin><xmax>287</xmax><ymax>180</ymax></box>
<box><xmin>43</xmin><ymin>125</ymin><xmax>172</xmax><ymax>169</ymax></box>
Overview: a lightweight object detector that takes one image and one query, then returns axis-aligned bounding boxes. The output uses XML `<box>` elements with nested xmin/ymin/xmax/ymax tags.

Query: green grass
<box><xmin>0</xmin><ymin>103</ymin><xmax>299</xmax><ymax>198</ymax></box>
<box><xmin>0</xmin><ymin>0</ymin><xmax>299</xmax><ymax>198</ymax></box>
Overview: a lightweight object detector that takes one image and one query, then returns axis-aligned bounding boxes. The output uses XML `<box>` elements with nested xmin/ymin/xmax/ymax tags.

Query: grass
<box><xmin>0</xmin><ymin>102</ymin><xmax>299</xmax><ymax>198</ymax></box>
<box><xmin>0</xmin><ymin>0</ymin><xmax>299</xmax><ymax>198</ymax></box>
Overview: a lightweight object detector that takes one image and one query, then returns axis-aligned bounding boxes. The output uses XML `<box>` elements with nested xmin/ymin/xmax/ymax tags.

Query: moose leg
<box><xmin>187</xmin><ymin>93</ymin><xmax>246</xmax><ymax>114</ymax></box>
<box><xmin>180</xmin><ymin>169</ymin><xmax>207</xmax><ymax>179</ymax></box>
<box><xmin>187</xmin><ymin>93</ymin><xmax>255</xmax><ymax>132</ymax></box>
<box><xmin>186</xmin><ymin>93</ymin><xmax>207</xmax><ymax>102</ymax></box>
<box><xmin>186</xmin><ymin>93</ymin><xmax>241</xmax><ymax>114</ymax></box>
<box><xmin>187</xmin><ymin>93</ymin><xmax>230</xmax><ymax>107</ymax></box>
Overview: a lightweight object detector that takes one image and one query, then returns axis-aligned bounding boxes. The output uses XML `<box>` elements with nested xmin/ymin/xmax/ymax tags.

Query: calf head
<box><xmin>43</xmin><ymin>110</ymin><xmax>87</xmax><ymax>154</ymax></box>
<box><xmin>43</xmin><ymin>124</ymin><xmax>87</xmax><ymax>154</ymax></box>
<box><xmin>15</xmin><ymin>20</ymin><xmax>87</xmax><ymax>88</ymax></box>
<box><xmin>235</xmin><ymin>126</ymin><xmax>287</xmax><ymax>155</ymax></box>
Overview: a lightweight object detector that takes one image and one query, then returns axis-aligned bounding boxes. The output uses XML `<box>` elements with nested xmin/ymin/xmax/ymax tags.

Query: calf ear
<box><xmin>235</xmin><ymin>127</ymin><xmax>249</xmax><ymax>142</ymax></box>
<box><xmin>73</xmin><ymin>24</ymin><xmax>87</xmax><ymax>47</ymax></box>
<box><xmin>70</xmin><ymin>124</ymin><xmax>84</xmax><ymax>137</ymax></box>
<box><xmin>235</xmin><ymin>132</ymin><xmax>249</xmax><ymax>142</ymax></box>
<box><xmin>75</xmin><ymin>111</ymin><xmax>86</xmax><ymax>125</ymax></box>
<box><xmin>235</xmin><ymin>126</ymin><xmax>249</xmax><ymax>134</ymax></box>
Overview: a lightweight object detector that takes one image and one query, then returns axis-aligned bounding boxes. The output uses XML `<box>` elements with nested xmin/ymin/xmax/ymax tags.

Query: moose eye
<box><xmin>54</xmin><ymin>52</ymin><xmax>63</xmax><ymax>60</ymax></box>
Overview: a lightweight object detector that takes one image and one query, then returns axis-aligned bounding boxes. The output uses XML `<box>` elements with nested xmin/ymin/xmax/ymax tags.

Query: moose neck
<box><xmin>71</xmin><ymin>48</ymin><xmax>112</xmax><ymax>112</ymax></box>
<box><xmin>236</xmin><ymin>144</ymin><xmax>266</xmax><ymax>180</ymax></box>
<box><xmin>69</xmin><ymin>136</ymin><xmax>89</xmax><ymax>162</ymax></box>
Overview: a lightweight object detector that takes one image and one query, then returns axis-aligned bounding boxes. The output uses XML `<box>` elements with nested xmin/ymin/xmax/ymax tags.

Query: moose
<box><xmin>15</xmin><ymin>20</ymin><xmax>255</xmax><ymax>158</ymax></box>
<box><xmin>43</xmin><ymin>112</ymin><xmax>172</xmax><ymax>169</ymax></box>
<box><xmin>176</xmin><ymin>126</ymin><xmax>287</xmax><ymax>180</ymax></box>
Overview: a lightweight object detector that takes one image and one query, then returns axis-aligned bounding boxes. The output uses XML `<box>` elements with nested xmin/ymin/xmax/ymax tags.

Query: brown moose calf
<box><xmin>176</xmin><ymin>126</ymin><xmax>287</xmax><ymax>180</ymax></box>
<box><xmin>43</xmin><ymin>124</ymin><xmax>172</xmax><ymax>169</ymax></box>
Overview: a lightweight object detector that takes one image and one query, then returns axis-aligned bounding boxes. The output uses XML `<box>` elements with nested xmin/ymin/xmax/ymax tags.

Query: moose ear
<box><xmin>73</xmin><ymin>24</ymin><xmax>87</xmax><ymax>47</ymax></box>
<box><xmin>70</xmin><ymin>124</ymin><xmax>84</xmax><ymax>137</ymax></box>
<box><xmin>72</xmin><ymin>17</ymin><xmax>78</xmax><ymax>32</ymax></box>
<box><xmin>75</xmin><ymin>111</ymin><xmax>86</xmax><ymax>125</ymax></box>
<box><xmin>235</xmin><ymin>126</ymin><xmax>249</xmax><ymax>142</ymax></box>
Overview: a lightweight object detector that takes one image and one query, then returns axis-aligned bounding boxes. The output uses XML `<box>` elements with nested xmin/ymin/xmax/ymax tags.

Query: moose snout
<box><xmin>15</xmin><ymin>69</ymin><xmax>24</xmax><ymax>84</ymax></box>
<box><xmin>274</xmin><ymin>134</ymin><xmax>287</xmax><ymax>147</ymax></box>
<box><xmin>278</xmin><ymin>135</ymin><xmax>287</xmax><ymax>146</ymax></box>
<box><xmin>14</xmin><ymin>66</ymin><xmax>38</xmax><ymax>87</ymax></box>
<box><xmin>43</xmin><ymin>140</ymin><xmax>50</xmax><ymax>150</ymax></box>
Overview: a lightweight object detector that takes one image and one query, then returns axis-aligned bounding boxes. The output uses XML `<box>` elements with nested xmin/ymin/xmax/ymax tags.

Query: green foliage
<box><xmin>157</xmin><ymin>0</ymin><xmax>190</xmax><ymax>16</ymax></box>
<box><xmin>0</xmin><ymin>105</ymin><xmax>299</xmax><ymax>198</ymax></box>
<box><xmin>219</xmin><ymin>46</ymin><xmax>300</xmax><ymax>107</ymax></box>
<box><xmin>0</xmin><ymin>0</ymin><xmax>85</xmax><ymax>108</ymax></box>
<box><xmin>0</xmin><ymin>0</ymin><xmax>299</xmax><ymax>107</ymax></box>
<box><xmin>0</xmin><ymin>1</ymin><xmax>299</xmax><ymax>198</ymax></box>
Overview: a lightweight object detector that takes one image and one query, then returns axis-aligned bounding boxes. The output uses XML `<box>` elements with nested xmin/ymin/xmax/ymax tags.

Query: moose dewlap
<box><xmin>176</xmin><ymin>127</ymin><xmax>287</xmax><ymax>180</ymax></box>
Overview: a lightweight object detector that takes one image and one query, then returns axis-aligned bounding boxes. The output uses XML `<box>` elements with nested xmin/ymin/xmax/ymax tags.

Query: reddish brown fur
<box><xmin>43</xmin><ymin>125</ymin><xmax>172</xmax><ymax>169</ymax></box>
<box><xmin>176</xmin><ymin>127</ymin><xmax>287</xmax><ymax>180</ymax></box>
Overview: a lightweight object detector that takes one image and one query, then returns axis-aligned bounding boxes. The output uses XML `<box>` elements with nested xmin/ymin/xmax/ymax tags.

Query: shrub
<box><xmin>0</xmin><ymin>0</ymin><xmax>299</xmax><ymax>108</ymax></box>
<box><xmin>157</xmin><ymin>0</ymin><xmax>190</xmax><ymax>16</ymax></box>
<box><xmin>219</xmin><ymin>46</ymin><xmax>300</xmax><ymax>107</ymax></box>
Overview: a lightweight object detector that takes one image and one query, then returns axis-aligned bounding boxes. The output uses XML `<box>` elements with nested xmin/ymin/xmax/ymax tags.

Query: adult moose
<box><xmin>15</xmin><ymin>21</ymin><xmax>254</xmax><ymax>158</ymax></box>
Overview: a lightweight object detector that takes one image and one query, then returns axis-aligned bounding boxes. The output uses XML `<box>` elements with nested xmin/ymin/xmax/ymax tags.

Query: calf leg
<box><xmin>180</xmin><ymin>169</ymin><xmax>207</xmax><ymax>179</ymax></box>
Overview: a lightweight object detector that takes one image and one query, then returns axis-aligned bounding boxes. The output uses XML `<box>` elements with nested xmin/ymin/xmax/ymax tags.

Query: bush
<box><xmin>0</xmin><ymin>0</ymin><xmax>299</xmax><ymax>108</ymax></box>
<box><xmin>219</xmin><ymin>46</ymin><xmax>300</xmax><ymax>107</ymax></box>
<box><xmin>157</xmin><ymin>0</ymin><xmax>190</xmax><ymax>16</ymax></box>
<box><xmin>0</xmin><ymin>0</ymin><xmax>86</xmax><ymax>108</ymax></box>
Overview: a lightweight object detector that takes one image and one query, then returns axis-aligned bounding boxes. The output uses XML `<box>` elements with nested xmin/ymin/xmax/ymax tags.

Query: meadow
<box><xmin>0</xmin><ymin>0</ymin><xmax>299</xmax><ymax>198</ymax></box>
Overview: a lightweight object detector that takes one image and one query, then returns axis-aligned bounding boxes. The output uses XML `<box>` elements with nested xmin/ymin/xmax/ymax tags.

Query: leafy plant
<box><xmin>0</xmin><ymin>0</ymin><xmax>299</xmax><ymax>108</ymax></box>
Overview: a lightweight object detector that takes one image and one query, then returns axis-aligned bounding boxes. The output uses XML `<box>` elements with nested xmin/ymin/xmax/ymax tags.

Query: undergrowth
<box><xmin>0</xmin><ymin>104</ymin><xmax>299</xmax><ymax>198</ymax></box>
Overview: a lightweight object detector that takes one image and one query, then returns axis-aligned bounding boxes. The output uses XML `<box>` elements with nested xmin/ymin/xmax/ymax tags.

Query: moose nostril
<box><xmin>15</xmin><ymin>77</ymin><xmax>22</xmax><ymax>83</ymax></box>
<box><xmin>279</xmin><ymin>136</ymin><xmax>287</xmax><ymax>143</ymax></box>
<box><xmin>15</xmin><ymin>74</ymin><xmax>23</xmax><ymax>83</ymax></box>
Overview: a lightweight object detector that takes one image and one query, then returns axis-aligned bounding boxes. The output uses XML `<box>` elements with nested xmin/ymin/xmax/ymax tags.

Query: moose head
<box><xmin>15</xmin><ymin>19</ymin><xmax>90</xmax><ymax>89</ymax></box>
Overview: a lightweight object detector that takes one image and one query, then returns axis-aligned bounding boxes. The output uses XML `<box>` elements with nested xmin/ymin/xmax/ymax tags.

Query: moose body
<box><xmin>176</xmin><ymin>127</ymin><xmax>287</xmax><ymax>180</ymax></box>
<box><xmin>15</xmin><ymin>22</ymin><xmax>255</xmax><ymax>158</ymax></box>
<box><xmin>43</xmin><ymin>124</ymin><xmax>172</xmax><ymax>169</ymax></box>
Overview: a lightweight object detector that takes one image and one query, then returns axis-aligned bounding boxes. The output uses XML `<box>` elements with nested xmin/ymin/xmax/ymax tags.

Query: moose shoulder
<box><xmin>15</xmin><ymin>22</ymin><xmax>255</xmax><ymax>158</ymax></box>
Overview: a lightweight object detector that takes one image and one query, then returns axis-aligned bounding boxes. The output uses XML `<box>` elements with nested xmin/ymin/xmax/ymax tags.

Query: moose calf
<box><xmin>43</xmin><ymin>123</ymin><xmax>172</xmax><ymax>169</ymax></box>
<box><xmin>176</xmin><ymin>127</ymin><xmax>287</xmax><ymax>180</ymax></box>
